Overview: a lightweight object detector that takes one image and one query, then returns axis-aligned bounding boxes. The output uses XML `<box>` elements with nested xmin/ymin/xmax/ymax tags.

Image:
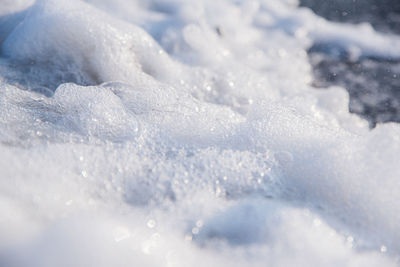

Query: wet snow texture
<box><xmin>0</xmin><ymin>0</ymin><xmax>400</xmax><ymax>266</ymax></box>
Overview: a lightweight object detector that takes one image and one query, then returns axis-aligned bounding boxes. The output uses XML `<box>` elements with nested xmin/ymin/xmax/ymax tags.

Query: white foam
<box><xmin>0</xmin><ymin>0</ymin><xmax>400</xmax><ymax>266</ymax></box>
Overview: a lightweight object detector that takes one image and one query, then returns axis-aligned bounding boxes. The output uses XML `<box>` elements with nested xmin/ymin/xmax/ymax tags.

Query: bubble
<box><xmin>81</xmin><ymin>170</ymin><xmax>88</xmax><ymax>178</ymax></box>
<box><xmin>147</xmin><ymin>219</ymin><xmax>156</xmax><ymax>229</ymax></box>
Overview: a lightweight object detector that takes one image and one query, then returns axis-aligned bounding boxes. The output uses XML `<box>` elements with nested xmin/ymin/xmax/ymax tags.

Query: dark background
<box><xmin>300</xmin><ymin>0</ymin><xmax>400</xmax><ymax>127</ymax></box>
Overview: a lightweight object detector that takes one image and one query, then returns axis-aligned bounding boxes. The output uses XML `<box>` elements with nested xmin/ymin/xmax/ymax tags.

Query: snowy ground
<box><xmin>0</xmin><ymin>0</ymin><xmax>400</xmax><ymax>266</ymax></box>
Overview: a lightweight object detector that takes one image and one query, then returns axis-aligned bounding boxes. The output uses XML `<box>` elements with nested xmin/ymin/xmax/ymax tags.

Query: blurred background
<box><xmin>301</xmin><ymin>0</ymin><xmax>400</xmax><ymax>127</ymax></box>
<box><xmin>301</xmin><ymin>0</ymin><xmax>400</xmax><ymax>33</ymax></box>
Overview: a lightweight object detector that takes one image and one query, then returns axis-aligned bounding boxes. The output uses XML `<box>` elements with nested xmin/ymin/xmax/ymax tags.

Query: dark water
<box><xmin>300</xmin><ymin>0</ymin><xmax>400</xmax><ymax>34</ymax></box>
<box><xmin>300</xmin><ymin>0</ymin><xmax>400</xmax><ymax>127</ymax></box>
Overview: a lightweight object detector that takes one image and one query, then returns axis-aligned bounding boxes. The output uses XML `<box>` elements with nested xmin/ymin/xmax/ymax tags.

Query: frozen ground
<box><xmin>0</xmin><ymin>0</ymin><xmax>400</xmax><ymax>266</ymax></box>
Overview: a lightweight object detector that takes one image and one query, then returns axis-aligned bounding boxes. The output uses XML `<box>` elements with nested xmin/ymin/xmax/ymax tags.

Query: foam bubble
<box><xmin>1</xmin><ymin>0</ymin><xmax>400</xmax><ymax>266</ymax></box>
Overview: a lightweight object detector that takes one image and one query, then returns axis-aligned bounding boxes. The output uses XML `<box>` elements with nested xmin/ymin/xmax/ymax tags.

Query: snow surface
<box><xmin>0</xmin><ymin>0</ymin><xmax>400</xmax><ymax>266</ymax></box>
